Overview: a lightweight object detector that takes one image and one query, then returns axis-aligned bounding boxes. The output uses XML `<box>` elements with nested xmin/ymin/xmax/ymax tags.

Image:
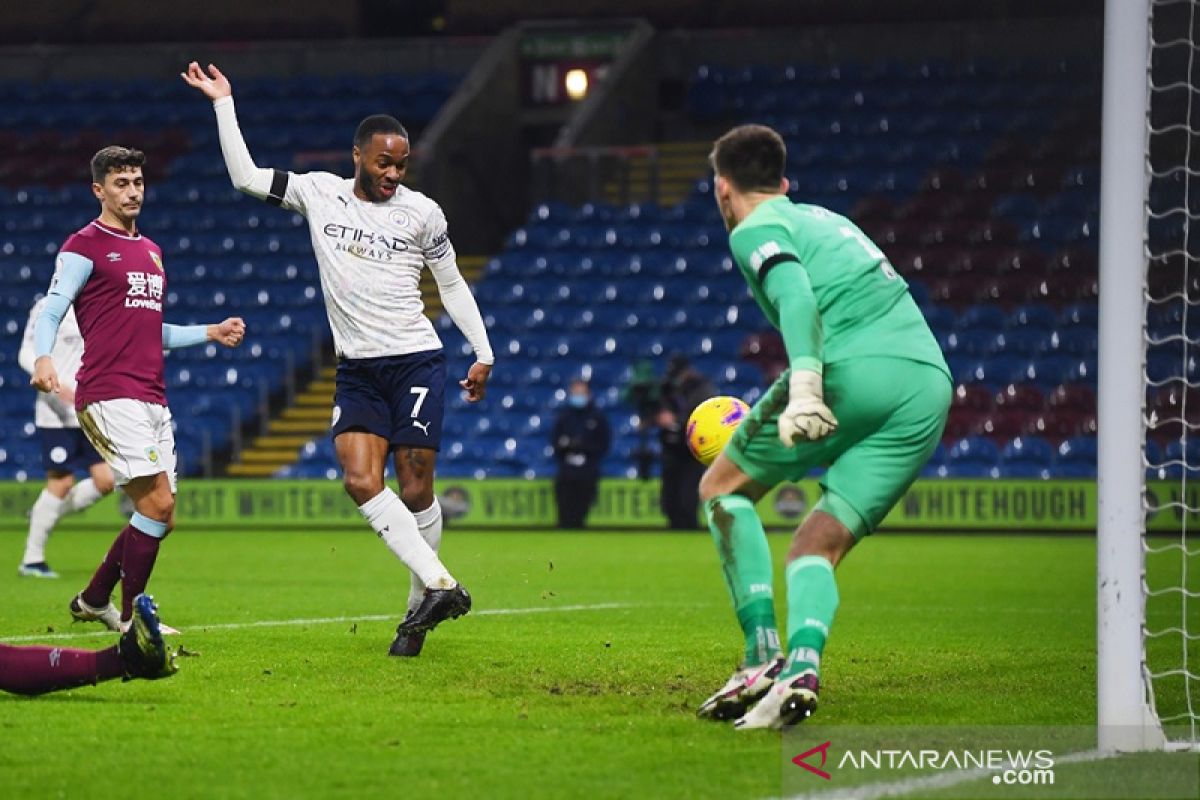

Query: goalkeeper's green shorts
<box><xmin>726</xmin><ymin>357</ymin><xmax>952</xmax><ymax>540</ymax></box>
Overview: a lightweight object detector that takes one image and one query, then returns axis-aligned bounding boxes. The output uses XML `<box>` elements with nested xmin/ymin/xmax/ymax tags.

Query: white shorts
<box><xmin>77</xmin><ymin>399</ymin><xmax>178</xmax><ymax>492</ymax></box>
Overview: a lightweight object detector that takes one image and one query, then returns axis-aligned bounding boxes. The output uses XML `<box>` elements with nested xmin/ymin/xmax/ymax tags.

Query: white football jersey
<box><xmin>282</xmin><ymin>173</ymin><xmax>451</xmax><ymax>359</ymax></box>
<box><xmin>19</xmin><ymin>296</ymin><xmax>83</xmax><ymax>428</ymax></box>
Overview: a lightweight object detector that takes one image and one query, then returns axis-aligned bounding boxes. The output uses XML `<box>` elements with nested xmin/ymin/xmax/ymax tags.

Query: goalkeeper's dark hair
<box><xmin>90</xmin><ymin>145</ymin><xmax>145</xmax><ymax>185</ymax></box>
<box><xmin>354</xmin><ymin>114</ymin><xmax>409</xmax><ymax>149</ymax></box>
<box><xmin>709</xmin><ymin>124</ymin><xmax>787</xmax><ymax>193</ymax></box>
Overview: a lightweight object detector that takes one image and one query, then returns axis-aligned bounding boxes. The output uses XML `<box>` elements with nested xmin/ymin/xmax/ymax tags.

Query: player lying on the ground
<box><xmin>31</xmin><ymin>145</ymin><xmax>246</xmax><ymax>634</ymax></box>
<box><xmin>0</xmin><ymin>594</ymin><xmax>176</xmax><ymax>696</ymax></box>
<box><xmin>182</xmin><ymin>62</ymin><xmax>495</xmax><ymax>657</ymax></box>
<box><xmin>695</xmin><ymin>124</ymin><xmax>951</xmax><ymax>729</ymax></box>
<box><xmin>17</xmin><ymin>295</ymin><xmax>116</xmax><ymax>579</ymax></box>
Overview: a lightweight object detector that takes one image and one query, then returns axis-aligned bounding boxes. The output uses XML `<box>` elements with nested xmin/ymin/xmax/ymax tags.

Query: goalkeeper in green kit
<box><xmin>696</xmin><ymin>125</ymin><xmax>952</xmax><ymax>729</ymax></box>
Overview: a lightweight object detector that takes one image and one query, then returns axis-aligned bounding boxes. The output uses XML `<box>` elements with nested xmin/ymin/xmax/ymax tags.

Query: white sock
<box><xmin>408</xmin><ymin>499</ymin><xmax>445</xmax><ymax>611</ymax></box>
<box><xmin>60</xmin><ymin>478</ymin><xmax>104</xmax><ymax>515</ymax></box>
<box><xmin>359</xmin><ymin>489</ymin><xmax>454</xmax><ymax>590</ymax></box>
<box><xmin>22</xmin><ymin>489</ymin><xmax>64</xmax><ymax>565</ymax></box>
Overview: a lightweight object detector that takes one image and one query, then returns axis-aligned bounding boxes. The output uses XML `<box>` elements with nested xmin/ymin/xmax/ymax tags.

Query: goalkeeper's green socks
<box><xmin>780</xmin><ymin>555</ymin><xmax>840</xmax><ymax>680</ymax></box>
<box><xmin>704</xmin><ymin>495</ymin><xmax>781</xmax><ymax>667</ymax></box>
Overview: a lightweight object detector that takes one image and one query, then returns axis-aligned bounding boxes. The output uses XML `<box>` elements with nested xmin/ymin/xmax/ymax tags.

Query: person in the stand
<box><xmin>550</xmin><ymin>379</ymin><xmax>611</xmax><ymax>528</ymax></box>
<box><xmin>657</xmin><ymin>355</ymin><xmax>715</xmax><ymax>530</ymax></box>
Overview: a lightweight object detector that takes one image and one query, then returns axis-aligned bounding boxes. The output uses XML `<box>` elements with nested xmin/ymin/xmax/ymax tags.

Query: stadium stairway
<box><xmin>601</xmin><ymin>141</ymin><xmax>710</xmax><ymax>207</ymax></box>
<box><xmin>224</xmin><ymin>255</ymin><xmax>489</xmax><ymax>477</ymax></box>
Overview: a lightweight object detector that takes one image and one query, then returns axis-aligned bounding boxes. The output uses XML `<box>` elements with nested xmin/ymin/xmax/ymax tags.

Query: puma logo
<box><xmin>337</xmin><ymin>195</ymin><xmax>350</xmax><ymax>207</ymax></box>
<box><xmin>412</xmin><ymin>420</ymin><xmax>431</xmax><ymax>435</ymax></box>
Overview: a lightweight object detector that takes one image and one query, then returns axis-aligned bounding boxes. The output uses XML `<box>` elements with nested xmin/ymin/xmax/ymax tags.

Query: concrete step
<box><xmin>268</xmin><ymin>419</ymin><xmax>329</xmax><ymax>435</ymax></box>
<box><xmin>293</xmin><ymin>391</ymin><xmax>334</xmax><ymax>406</ymax></box>
<box><xmin>250</xmin><ymin>434</ymin><xmax>314</xmax><ymax>450</ymax></box>
<box><xmin>240</xmin><ymin>449</ymin><xmax>302</xmax><ymax>464</ymax></box>
<box><xmin>227</xmin><ymin>463</ymin><xmax>285</xmax><ymax>478</ymax></box>
<box><xmin>282</xmin><ymin>407</ymin><xmax>336</xmax><ymax>422</ymax></box>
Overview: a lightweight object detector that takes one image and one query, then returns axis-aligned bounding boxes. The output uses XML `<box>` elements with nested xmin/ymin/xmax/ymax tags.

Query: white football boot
<box><xmin>69</xmin><ymin>592</ymin><xmax>122</xmax><ymax>631</ymax></box>
<box><xmin>697</xmin><ymin>657</ymin><xmax>785</xmax><ymax>721</ymax></box>
<box><xmin>734</xmin><ymin>670</ymin><xmax>820</xmax><ymax>730</ymax></box>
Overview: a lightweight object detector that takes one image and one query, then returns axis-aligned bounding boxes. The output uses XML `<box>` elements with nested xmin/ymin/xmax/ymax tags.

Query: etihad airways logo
<box><xmin>322</xmin><ymin>222</ymin><xmax>411</xmax><ymax>263</ymax></box>
<box><xmin>125</xmin><ymin>270</ymin><xmax>163</xmax><ymax>311</ymax></box>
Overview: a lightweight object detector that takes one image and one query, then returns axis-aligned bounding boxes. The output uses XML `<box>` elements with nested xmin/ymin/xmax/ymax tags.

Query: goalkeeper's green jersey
<box><xmin>729</xmin><ymin>196</ymin><xmax>949</xmax><ymax>378</ymax></box>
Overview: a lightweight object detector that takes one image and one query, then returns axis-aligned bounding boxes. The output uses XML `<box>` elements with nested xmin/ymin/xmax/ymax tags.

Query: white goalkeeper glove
<box><xmin>777</xmin><ymin>369</ymin><xmax>838</xmax><ymax>446</ymax></box>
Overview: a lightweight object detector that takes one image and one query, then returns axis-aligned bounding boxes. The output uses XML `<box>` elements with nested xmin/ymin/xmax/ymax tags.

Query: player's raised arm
<box><xmin>422</xmin><ymin>206</ymin><xmax>495</xmax><ymax>402</ymax></box>
<box><xmin>30</xmin><ymin>253</ymin><xmax>94</xmax><ymax>395</ymax></box>
<box><xmin>181</xmin><ymin>62</ymin><xmax>286</xmax><ymax>205</ymax></box>
<box><xmin>161</xmin><ymin>317</ymin><xmax>245</xmax><ymax>350</ymax></box>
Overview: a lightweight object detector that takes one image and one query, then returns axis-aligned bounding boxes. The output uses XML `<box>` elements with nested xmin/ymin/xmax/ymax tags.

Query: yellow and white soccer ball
<box><xmin>686</xmin><ymin>396</ymin><xmax>750</xmax><ymax>465</ymax></box>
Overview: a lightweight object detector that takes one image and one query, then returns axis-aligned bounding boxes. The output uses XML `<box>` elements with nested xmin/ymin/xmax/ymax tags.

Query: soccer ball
<box><xmin>686</xmin><ymin>396</ymin><xmax>750</xmax><ymax>466</ymax></box>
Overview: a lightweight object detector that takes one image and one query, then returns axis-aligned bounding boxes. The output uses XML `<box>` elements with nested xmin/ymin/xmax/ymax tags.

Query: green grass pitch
<box><xmin>0</xmin><ymin>528</ymin><xmax>1191</xmax><ymax>798</ymax></box>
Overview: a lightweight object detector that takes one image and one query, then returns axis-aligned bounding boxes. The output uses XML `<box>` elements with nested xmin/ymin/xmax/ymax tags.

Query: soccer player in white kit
<box><xmin>183</xmin><ymin>62</ymin><xmax>495</xmax><ymax>656</ymax></box>
<box><xmin>17</xmin><ymin>296</ymin><xmax>116</xmax><ymax>578</ymax></box>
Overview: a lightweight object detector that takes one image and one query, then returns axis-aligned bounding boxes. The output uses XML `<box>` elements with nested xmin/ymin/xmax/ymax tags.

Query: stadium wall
<box><xmin>0</xmin><ymin>478</ymin><xmax>1176</xmax><ymax>532</ymax></box>
<box><xmin>0</xmin><ymin>37</ymin><xmax>487</xmax><ymax>83</ymax></box>
<box><xmin>446</xmin><ymin>0</ymin><xmax>1099</xmax><ymax>32</ymax></box>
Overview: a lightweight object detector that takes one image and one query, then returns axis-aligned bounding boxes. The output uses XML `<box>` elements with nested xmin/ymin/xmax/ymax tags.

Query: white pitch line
<box><xmin>779</xmin><ymin>748</ymin><xmax>1113</xmax><ymax>800</ymax></box>
<box><xmin>1</xmin><ymin>602</ymin><xmax>632</xmax><ymax>643</ymax></box>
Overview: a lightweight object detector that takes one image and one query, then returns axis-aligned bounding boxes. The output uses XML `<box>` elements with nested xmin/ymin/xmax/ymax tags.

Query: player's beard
<box><xmin>356</xmin><ymin>171</ymin><xmax>394</xmax><ymax>203</ymax></box>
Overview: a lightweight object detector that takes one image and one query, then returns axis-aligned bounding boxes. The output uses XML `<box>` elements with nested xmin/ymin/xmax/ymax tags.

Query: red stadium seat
<box><xmin>994</xmin><ymin>383</ymin><xmax>1046</xmax><ymax>412</ymax></box>
<box><xmin>1147</xmin><ymin>384</ymin><xmax>1200</xmax><ymax>441</ymax></box>
<box><xmin>928</xmin><ymin>277</ymin><xmax>976</xmax><ymax>308</ymax></box>
<box><xmin>967</xmin><ymin>220</ymin><xmax>1020</xmax><ymax>246</ymax></box>
<box><xmin>1048</xmin><ymin>383</ymin><xmax>1097</xmax><ymax>413</ymax></box>
<box><xmin>1022</xmin><ymin>411</ymin><xmax>1085</xmax><ymax>443</ymax></box>
<box><xmin>993</xmin><ymin>247</ymin><xmax>1049</xmax><ymax>276</ymax></box>
<box><xmin>850</xmin><ymin>194</ymin><xmax>894</xmax><ymax>223</ymax></box>
<box><xmin>943</xmin><ymin>407</ymin><xmax>987</xmax><ymax>441</ymax></box>
<box><xmin>1047</xmin><ymin>247</ymin><xmax>1098</xmax><ymax>275</ymax></box>
<box><xmin>973</xmin><ymin>410</ymin><xmax>1027</xmax><ymax>441</ymax></box>
<box><xmin>952</xmin><ymin>384</ymin><xmax>995</xmax><ymax>412</ymax></box>
<box><xmin>919</xmin><ymin>220</ymin><xmax>973</xmax><ymax>247</ymax></box>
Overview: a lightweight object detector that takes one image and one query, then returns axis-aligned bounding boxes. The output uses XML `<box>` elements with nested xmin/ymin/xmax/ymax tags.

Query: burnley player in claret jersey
<box><xmin>30</xmin><ymin>146</ymin><xmax>247</xmax><ymax>633</ymax></box>
<box><xmin>184</xmin><ymin>62</ymin><xmax>494</xmax><ymax>656</ymax></box>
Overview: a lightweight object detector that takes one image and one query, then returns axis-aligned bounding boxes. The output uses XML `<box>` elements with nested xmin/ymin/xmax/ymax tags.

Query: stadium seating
<box><xmin>0</xmin><ymin>72</ymin><xmax>458</xmax><ymax>478</ymax></box>
<box><xmin>438</xmin><ymin>57</ymin><xmax>1104</xmax><ymax>478</ymax></box>
<box><xmin>0</xmin><ymin>59</ymin><xmax>1119</xmax><ymax>481</ymax></box>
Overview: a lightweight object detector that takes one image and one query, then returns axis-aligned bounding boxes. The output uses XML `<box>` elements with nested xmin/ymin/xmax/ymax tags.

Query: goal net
<box><xmin>1102</xmin><ymin>0</ymin><xmax>1200</xmax><ymax>752</ymax></box>
<box><xmin>1142</xmin><ymin>0</ymin><xmax>1200</xmax><ymax>751</ymax></box>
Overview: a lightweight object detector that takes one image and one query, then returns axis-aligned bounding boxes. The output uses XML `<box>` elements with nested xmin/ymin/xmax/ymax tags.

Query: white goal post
<box><xmin>1099</xmin><ymin>0</ymin><xmax>1198</xmax><ymax>753</ymax></box>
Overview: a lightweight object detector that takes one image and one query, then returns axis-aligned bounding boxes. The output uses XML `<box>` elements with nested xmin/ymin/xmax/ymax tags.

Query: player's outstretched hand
<box><xmin>777</xmin><ymin>369</ymin><xmax>838</xmax><ymax>446</ymax></box>
<box><xmin>209</xmin><ymin>317</ymin><xmax>246</xmax><ymax>347</ymax></box>
<box><xmin>181</xmin><ymin>62</ymin><xmax>233</xmax><ymax>101</ymax></box>
<box><xmin>30</xmin><ymin>356</ymin><xmax>60</xmax><ymax>395</ymax></box>
<box><xmin>459</xmin><ymin>361</ymin><xmax>492</xmax><ymax>403</ymax></box>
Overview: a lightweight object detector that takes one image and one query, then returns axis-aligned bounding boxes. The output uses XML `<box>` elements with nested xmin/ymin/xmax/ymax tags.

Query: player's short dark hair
<box><xmin>709</xmin><ymin>124</ymin><xmax>787</xmax><ymax>193</ymax></box>
<box><xmin>90</xmin><ymin>145</ymin><xmax>145</xmax><ymax>184</ymax></box>
<box><xmin>354</xmin><ymin>115</ymin><xmax>409</xmax><ymax>149</ymax></box>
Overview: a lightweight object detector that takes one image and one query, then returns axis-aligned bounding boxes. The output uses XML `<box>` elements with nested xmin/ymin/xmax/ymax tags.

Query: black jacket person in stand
<box><xmin>657</xmin><ymin>355</ymin><xmax>716</xmax><ymax>530</ymax></box>
<box><xmin>551</xmin><ymin>380</ymin><xmax>611</xmax><ymax>528</ymax></box>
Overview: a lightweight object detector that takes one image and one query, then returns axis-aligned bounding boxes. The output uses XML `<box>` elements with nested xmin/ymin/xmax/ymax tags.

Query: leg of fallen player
<box><xmin>1</xmin><ymin>595</ymin><xmax>176</xmax><ymax>696</ymax></box>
